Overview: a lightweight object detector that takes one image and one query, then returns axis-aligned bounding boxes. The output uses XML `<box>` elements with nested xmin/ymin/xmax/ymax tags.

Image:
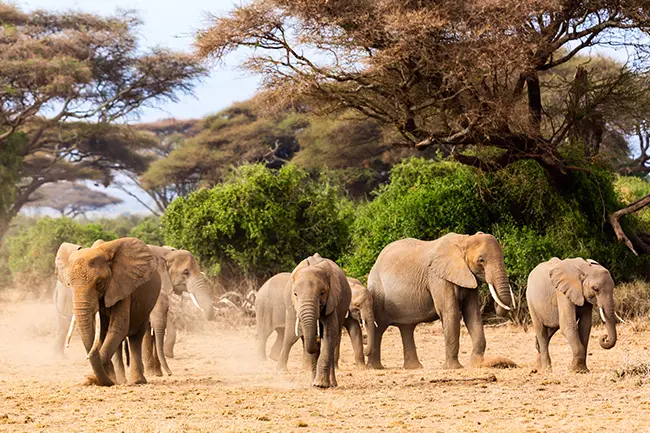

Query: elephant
<box><xmin>276</xmin><ymin>254</ymin><xmax>351</xmax><ymax>388</ymax></box>
<box><xmin>255</xmin><ymin>272</ymin><xmax>291</xmax><ymax>362</ymax></box>
<box><xmin>54</xmin><ymin>237</ymin><xmax>162</xmax><ymax>386</ymax></box>
<box><xmin>367</xmin><ymin>232</ymin><xmax>515</xmax><ymax>370</ymax></box>
<box><xmin>142</xmin><ymin>246</ymin><xmax>214</xmax><ymax>377</ymax></box>
<box><xmin>526</xmin><ymin>257</ymin><xmax>620</xmax><ymax>373</ymax></box>
<box><xmin>335</xmin><ymin>277</ymin><xmax>376</xmax><ymax>368</ymax></box>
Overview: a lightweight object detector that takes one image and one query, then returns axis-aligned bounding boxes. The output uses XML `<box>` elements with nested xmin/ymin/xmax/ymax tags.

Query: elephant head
<box><xmin>55</xmin><ymin>238</ymin><xmax>156</xmax><ymax>386</ymax></box>
<box><xmin>290</xmin><ymin>255</ymin><xmax>343</xmax><ymax>355</ymax></box>
<box><xmin>430</xmin><ymin>232</ymin><xmax>514</xmax><ymax>317</ymax></box>
<box><xmin>549</xmin><ymin>258</ymin><xmax>618</xmax><ymax>349</ymax></box>
<box><xmin>346</xmin><ymin>277</ymin><xmax>376</xmax><ymax>356</ymax></box>
<box><xmin>149</xmin><ymin>246</ymin><xmax>214</xmax><ymax>320</ymax></box>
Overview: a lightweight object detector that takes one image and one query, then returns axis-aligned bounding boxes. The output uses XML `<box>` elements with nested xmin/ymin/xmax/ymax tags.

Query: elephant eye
<box><xmin>183</xmin><ymin>269</ymin><xmax>190</xmax><ymax>276</ymax></box>
<box><xmin>593</xmin><ymin>285</ymin><xmax>599</xmax><ymax>292</ymax></box>
<box><xmin>477</xmin><ymin>256</ymin><xmax>485</xmax><ymax>264</ymax></box>
<box><xmin>293</xmin><ymin>292</ymin><xmax>297</xmax><ymax>297</ymax></box>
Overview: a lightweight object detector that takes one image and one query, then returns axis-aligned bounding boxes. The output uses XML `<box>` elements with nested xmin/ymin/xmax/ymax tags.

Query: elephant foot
<box><xmin>312</xmin><ymin>376</ymin><xmax>332</xmax><ymax>388</ymax></box>
<box><xmin>571</xmin><ymin>363</ymin><xmax>589</xmax><ymax>374</ymax></box>
<box><xmin>367</xmin><ymin>358</ymin><xmax>384</xmax><ymax>370</ymax></box>
<box><xmin>354</xmin><ymin>361</ymin><xmax>368</xmax><ymax>370</ymax></box>
<box><xmin>403</xmin><ymin>359</ymin><xmax>423</xmax><ymax>370</ymax></box>
<box><xmin>164</xmin><ymin>351</ymin><xmax>174</xmax><ymax>359</ymax></box>
<box><xmin>128</xmin><ymin>376</ymin><xmax>148</xmax><ymax>385</ymax></box>
<box><xmin>81</xmin><ymin>374</ymin><xmax>114</xmax><ymax>387</ymax></box>
<box><xmin>442</xmin><ymin>360</ymin><xmax>464</xmax><ymax>370</ymax></box>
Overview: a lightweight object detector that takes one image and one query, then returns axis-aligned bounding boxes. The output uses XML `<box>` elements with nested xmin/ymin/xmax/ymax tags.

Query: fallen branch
<box><xmin>408</xmin><ymin>374</ymin><xmax>497</xmax><ymax>386</ymax></box>
<box><xmin>609</xmin><ymin>193</ymin><xmax>650</xmax><ymax>255</ymax></box>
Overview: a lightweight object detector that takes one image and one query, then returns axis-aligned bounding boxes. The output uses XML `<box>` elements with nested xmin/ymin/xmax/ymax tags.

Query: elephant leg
<box><xmin>112</xmin><ymin>342</ymin><xmax>127</xmax><ymax>384</ymax></box>
<box><xmin>346</xmin><ymin>319</ymin><xmax>366</xmax><ymax>368</ymax></box>
<box><xmin>269</xmin><ymin>328</ymin><xmax>284</xmax><ymax>361</ymax></box>
<box><xmin>577</xmin><ymin>304</ymin><xmax>593</xmax><ymax>370</ymax></box>
<box><xmin>163</xmin><ymin>317</ymin><xmax>177</xmax><ymax>359</ymax></box>
<box><xmin>126</xmin><ymin>321</ymin><xmax>148</xmax><ymax>385</ymax></box>
<box><xmin>398</xmin><ymin>324</ymin><xmax>422</xmax><ymax>369</ymax></box>
<box><xmin>366</xmin><ymin>322</ymin><xmax>387</xmax><ymax>369</ymax></box>
<box><xmin>313</xmin><ymin>321</ymin><xmax>338</xmax><ymax>388</ymax></box>
<box><xmin>142</xmin><ymin>324</ymin><xmax>162</xmax><ymax>376</ymax></box>
<box><xmin>53</xmin><ymin>314</ymin><xmax>71</xmax><ymax>359</ymax></box>
<box><xmin>277</xmin><ymin>314</ymin><xmax>300</xmax><ymax>372</ymax></box>
<box><xmin>533</xmin><ymin>322</ymin><xmax>553</xmax><ymax>372</ymax></box>
<box><xmin>558</xmin><ymin>297</ymin><xmax>587</xmax><ymax>373</ymax></box>
<box><xmin>461</xmin><ymin>291</ymin><xmax>486</xmax><ymax>368</ymax></box>
<box><xmin>440</xmin><ymin>308</ymin><xmax>463</xmax><ymax>370</ymax></box>
<box><xmin>256</xmin><ymin>323</ymin><xmax>273</xmax><ymax>362</ymax></box>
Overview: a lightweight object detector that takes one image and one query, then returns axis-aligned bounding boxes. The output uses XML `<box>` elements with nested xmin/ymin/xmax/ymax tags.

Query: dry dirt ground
<box><xmin>2</xmin><ymin>300</ymin><xmax>650</xmax><ymax>433</ymax></box>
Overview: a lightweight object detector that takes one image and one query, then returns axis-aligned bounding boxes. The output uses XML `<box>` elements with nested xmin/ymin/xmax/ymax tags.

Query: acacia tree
<box><xmin>24</xmin><ymin>182</ymin><xmax>122</xmax><ymax>218</ymax></box>
<box><xmin>197</xmin><ymin>0</ymin><xmax>650</xmax><ymax>173</ymax></box>
<box><xmin>198</xmin><ymin>0</ymin><xmax>650</xmax><ymax>252</ymax></box>
<box><xmin>0</xmin><ymin>3</ymin><xmax>205</xmax><ymax>238</ymax></box>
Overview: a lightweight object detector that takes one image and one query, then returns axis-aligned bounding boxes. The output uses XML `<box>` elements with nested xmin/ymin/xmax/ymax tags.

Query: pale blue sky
<box><xmin>20</xmin><ymin>0</ymin><xmax>260</xmax><ymax>216</ymax></box>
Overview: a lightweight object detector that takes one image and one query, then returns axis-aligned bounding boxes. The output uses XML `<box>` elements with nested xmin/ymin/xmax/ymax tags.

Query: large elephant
<box><xmin>526</xmin><ymin>257</ymin><xmax>620</xmax><ymax>372</ymax></box>
<box><xmin>367</xmin><ymin>232</ymin><xmax>515</xmax><ymax>370</ymax></box>
<box><xmin>255</xmin><ymin>272</ymin><xmax>291</xmax><ymax>362</ymax></box>
<box><xmin>55</xmin><ymin>238</ymin><xmax>161</xmax><ymax>386</ymax></box>
<box><xmin>142</xmin><ymin>246</ymin><xmax>214</xmax><ymax>376</ymax></box>
<box><xmin>276</xmin><ymin>254</ymin><xmax>351</xmax><ymax>388</ymax></box>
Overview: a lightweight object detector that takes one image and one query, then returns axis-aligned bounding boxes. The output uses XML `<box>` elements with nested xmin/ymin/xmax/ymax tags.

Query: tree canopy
<box><xmin>0</xmin><ymin>3</ymin><xmax>206</xmax><ymax>237</ymax></box>
<box><xmin>24</xmin><ymin>182</ymin><xmax>122</xmax><ymax>218</ymax></box>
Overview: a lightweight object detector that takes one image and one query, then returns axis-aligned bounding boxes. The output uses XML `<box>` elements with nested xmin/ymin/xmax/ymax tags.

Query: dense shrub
<box><xmin>5</xmin><ymin>217</ymin><xmax>117</xmax><ymax>293</ymax></box>
<box><xmin>342</xmin><ymin>158</ymin><xmax>648</xmax><ymax>295</ymax></box>
<box><xmin>162</xmin><ymin>163</ymin><xmax>353</xmax><ymax>281</ymax></box>
<box><xmin>128</xmin><ymin>216</ymin><xmax>165</xmax><ymax>246</ymax></box>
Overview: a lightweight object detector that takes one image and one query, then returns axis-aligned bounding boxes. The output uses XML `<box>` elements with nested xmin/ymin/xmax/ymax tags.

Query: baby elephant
<box><xmin>255</xmin><ymin>272</ymin><xmax>291</xmax><ymax>362</ymax></box>
<box><xmin>336</xmin><ymin>277</ymin><xmax>376</xmax><ymax>367</ymax></box>
<box><xmin>527</xmin><ymin>257</ymin><xmax>619</xmax><ymax>373</ymax></box>
<box><xmin>277</xmin><ymin>254</ymin><xmax>351</xmax><ymax>388</ymax></box>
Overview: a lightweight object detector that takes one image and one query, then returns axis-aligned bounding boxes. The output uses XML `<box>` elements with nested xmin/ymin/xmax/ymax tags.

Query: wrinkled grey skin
<box><xmin>142</xmin><ymin>246</ymin><xmax>214</xmax><ymax>377</ymax></box>
<box><xmin>55</xmin><ymin>238</ymin><xmax>161</xmax><ymax>386</ymax></box>
<box><xmin>335</xmin><ymin>278</ymin><xmax>376</xmax><ymax>368</ymax></box>
<box><xmin>52</xmin><ymin>276</ymin><xmax>75</xmax><ymax>359</ymax></box>
<box><xmin>527</xmin><ymin>257</ymin><xmax>618</xmax><ymax>373</ymax></box>
<box><xmin>277</xmin><ymin>254</ymin><xmax>351</xmax><ymax>388</ymax></box>
<box><xmin>367</xmin><ymin>233</ymin><xmax>513</xmax><ymax>370</ymax></box>
<box><xmin>255</xmin><ymin>272</ymin><xmax>291</xmax><ymax>362</ymax></box>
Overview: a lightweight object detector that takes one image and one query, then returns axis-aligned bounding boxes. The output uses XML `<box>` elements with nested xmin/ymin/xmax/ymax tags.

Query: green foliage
<box><xmin>342</xmin><ymin>158</ymin><xmax>647</xmax><ymax>291</ymax></box>
<box><xmin>615</xmin><ymin>176</ymin><xmax>650</xmax><ymax>231</ymax></box>
<box><xmin>162</xmin><ymin>163</ymin><xmax>353</xmax><ymax>280</ymax></box>
<box><xmin>0</xmin><ymin>133</ymin><xmax>26</xmax><ymax>229</ymax></box>
<box><xmin>128</xmin><ymin>216</ymin><xmax>164</xmax><ymax>246</ymax></box>
<box><xmin>5</xmin><ymin>217</ymin><xmax>118</xmax><ymax>282</ymax></box>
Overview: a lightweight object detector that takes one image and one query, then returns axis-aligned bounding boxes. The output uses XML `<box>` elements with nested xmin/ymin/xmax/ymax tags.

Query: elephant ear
<box><xmin>429</xmin><ymin>234</ymin><xmax>477</xmax><ymax>289</ymax></box>
<box><xmin>92</xmin><ymin>239</ymin><xmax>105</xmax><ymax>248</ymax></box>
<box><xmin>549</xmin><ymin>260</ymin><xmax>585</xmax><ymax>306</ymax></box>
<box><xmin>319</xmin><ymin>260</ymin><xmax>346</xmax><ymax>316</ymax></box>
<box><xmin>55</xmin><ymin>242</ymin><xmax>82</xmax><ymax>277</ymax></box>
<box><xmin>98</xmin><ymin>237</ymin><xmax>156</xmax><ymax>308</ymax></box>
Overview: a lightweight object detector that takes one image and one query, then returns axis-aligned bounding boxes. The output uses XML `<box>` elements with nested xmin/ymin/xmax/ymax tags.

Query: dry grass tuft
<box><xmin>614</xmin><ymin>362</ymin><xmax>650</xmax><ymax>380</ymax></box>
<box><xmin>615</xmin><ymin>280</ymin><xmax>650</xmax><ymax>321</ymax></box>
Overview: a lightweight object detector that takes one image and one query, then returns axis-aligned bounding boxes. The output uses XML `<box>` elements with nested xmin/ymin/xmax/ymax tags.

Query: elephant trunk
<box><xmin>187</xmin><ymin>275</ymin><xmax>214</xmax><ymax>321</ymax></box>
<box><xmin>154</xmin><ymin>327</ymin><xmax>172</xmax><ymax>375</ymax></box>
<box><xmin>599</xmin><ymin>305</ymin><xmax>617</xmax><ymax>350</ymax></box>
<box><xmin>488</xmin><ymin>268</ymin><xmax>513</xmax><ymax>318</ymax></box>
<box><xmin>361</xmin><ymin>305</ymin><xmax>377</xmax><ymax>357</ymax></box>
<box><xmin>73</xmin><ymin>293</ymin><xmax>113</xmax><ymax>386</ymax></box>
<box><xmin>299</xmin><ymin>301</ymin><xmax>320</xmax><ymax>355</ymax></box>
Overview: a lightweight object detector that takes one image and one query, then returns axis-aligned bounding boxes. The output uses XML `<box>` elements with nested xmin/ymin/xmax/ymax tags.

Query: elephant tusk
<box><xmin>488</xmin><ymin>284</ymin><xmax>510</xmax><ymax>311</ymax></box>
<box><xmin>599</xmin><ymin>307</ymin><xmax>606</xmax><ymax>323</ymax></box>
<box><xmin>509</xmin><ymin>285</ymin><xmax>517</xmax><ymax>310</ymax></box>
<box><xmin>345</xmin><ymin>311</ymin><xmax>349</xmax><ymax>319</ymax></box>
<box><xmin>151</xmin><ymin>327</ymin><xmax>154</xmax><ymax>336</ymax></box>
<box><xmin>374</xmin><ymin>321</ymin><xmax>378</xmax><ymax>328</ymax></box>
<box><xmin>295</xmin><ymin>317</ymin><xmax>300</xmax><ymax>337</ymax></box>
<box><xmin>360</xmin><ymin>319</ymin><xmax>365</xmax><ymax>329</ymax></box>
<box><xmin>189</xmin><ymin>293</ymin><xmax>204</xmax><ymax>312</ymax></box>
<box><xmin>615</xmin><ymin>311</ymin><xmax>626</xmax><ymax>324</ymax></box>
<box><xmin>317</xmin><ymin>321</ymin><xmax>322</xmax><ymax>338</ymax></box>
<box><xmin>86</xmin><ymin>312</ymin><xmax>102</xmax><ymax>360</ymax></box>
<box><xmin>65</xmin><ymin>314</ymin><xmax>76</xmax><ymax>348</ymax></box>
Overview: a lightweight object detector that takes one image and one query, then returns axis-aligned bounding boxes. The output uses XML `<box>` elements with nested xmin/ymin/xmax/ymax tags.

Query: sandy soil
<box><xmin>1</xmin><ymin>300</ymin><xmax>650</xmax><ymax>433</ymax></box>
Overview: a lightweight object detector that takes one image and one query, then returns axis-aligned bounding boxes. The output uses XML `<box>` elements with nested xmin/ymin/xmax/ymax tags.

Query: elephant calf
<box><xmin>336</xmin><ymin>277</ymin><xmax>376</xmax><ymax>368</ymax></box>
<box><xmin>527</xmin><ymin>257</ymin><xmax>620</xmax><ymax>373</ymax></box>
<box><xmin>255</xmin><ymin>272</ymin><xmax>291</xmax><ymax>362</ymax></box>
<box><xmin>277</xmin><ymin>254</ymin><xmax>351</xmax><ymax>388</ymax></box>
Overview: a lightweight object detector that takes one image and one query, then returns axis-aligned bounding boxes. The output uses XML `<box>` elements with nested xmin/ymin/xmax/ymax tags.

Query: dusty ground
<box><xmin>2</xmin><ymin>300</ymin><xmax>650</xmax><ymax>433</ymax></box>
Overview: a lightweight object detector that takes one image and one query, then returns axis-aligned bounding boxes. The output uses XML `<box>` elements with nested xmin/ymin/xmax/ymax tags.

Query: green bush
<box><xmin>342</xmin><ymin>158</ymin><xmax>647</xmax><ymax>293</ymax></box>
<box><xmin>128</xmin><ymin>216</ymin><xmax>164</xmax><ymax>246</ymax></box>
<box><xmin>162</xmin><ymin>163</ymin><xmax>353</xmax><ymax>280</ymax></box>
<box><xmin>5</xmin><ymin>217</ymin><xmax>118</xmax><ymax>286</ymax></box>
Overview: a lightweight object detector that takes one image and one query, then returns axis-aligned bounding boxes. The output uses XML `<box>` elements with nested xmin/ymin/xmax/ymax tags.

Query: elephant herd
<box><xmin>51</xmin><ymin>232</ymin><xmax>621</xmax><ymax>389</ymax></box>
